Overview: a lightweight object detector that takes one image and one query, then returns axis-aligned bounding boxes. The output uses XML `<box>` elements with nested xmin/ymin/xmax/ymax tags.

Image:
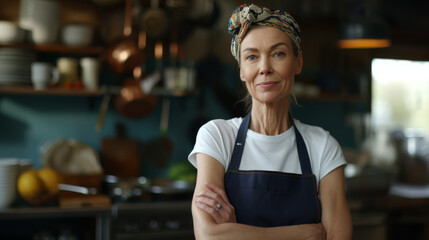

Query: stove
<box><xmin>111</xmin><ymin>200</ymin><xmax>194</xmax><ymax>240</ymax></box>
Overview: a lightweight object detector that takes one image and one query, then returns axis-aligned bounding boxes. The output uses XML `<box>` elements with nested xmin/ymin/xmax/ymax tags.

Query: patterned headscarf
<box><xmin>228</xmin><ymin>3</ymin><xmax>301</xmax><ymax>62</ymax></box>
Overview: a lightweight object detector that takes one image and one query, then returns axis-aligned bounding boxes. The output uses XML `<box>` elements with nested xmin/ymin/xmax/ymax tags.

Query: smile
<box><xmin>257</xmin><ymin>81</ymin><xmax>279</xmax><ymax>89</ymax></box>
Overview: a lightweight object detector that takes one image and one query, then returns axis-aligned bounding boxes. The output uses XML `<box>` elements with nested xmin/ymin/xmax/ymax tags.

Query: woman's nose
<box><xmin>259</xmin><ymin>56</ymin><xmax>273</xmax><ymax>75</ymax></box>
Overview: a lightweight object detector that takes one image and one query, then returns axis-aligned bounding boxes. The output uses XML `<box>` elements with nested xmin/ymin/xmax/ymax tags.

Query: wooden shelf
<box><xmin>0</xmin><ymin>86</ymin><xmax>103</xmax><ymax>97</ymax></box>
<box><xmin>0</xmin><ymin>86</ymin><xmax>196</xmax><ymax>97</ymax></box>
<box><xmin>0</xmin><ymin>85</ymin><xmax>363</xmax><ymax>101</ymax></box>
<box><xmin>0</xmin><ymin>43</ymin><xmax>104</xmax><ymax>55</ymax></box>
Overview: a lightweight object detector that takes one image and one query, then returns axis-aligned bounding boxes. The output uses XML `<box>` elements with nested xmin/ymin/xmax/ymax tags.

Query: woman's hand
<box><xmin>194</xmin><ymin>183</ymin><xmax>237</xmax><ymax>224</ymax></box>
<box><xmin>309</xmin><ymin>223</ymin><xmax>327</xmax><ymax>240</ymax></box>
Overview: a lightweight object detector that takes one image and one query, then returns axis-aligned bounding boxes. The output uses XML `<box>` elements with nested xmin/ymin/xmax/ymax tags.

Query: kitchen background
<box><xmin>0</xmin><ymin>0</ymin><xmax>379</xmax><ymax>176</ymax></box>
<box><xmin>0</xmin><ymin>0</ymin><xmax>429</xmax><ymax>239</ymax></box>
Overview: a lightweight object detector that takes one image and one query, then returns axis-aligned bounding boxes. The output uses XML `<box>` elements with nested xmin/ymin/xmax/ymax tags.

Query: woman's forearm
<box><xmin>204</xmin><ymin>223</ymin><xmax>324</xmax><ymax>240</ymax></box>
<box><xmin>193</xmin><ymin>205</ymin><xmax>325</xmax><ymax>240</ymax></box>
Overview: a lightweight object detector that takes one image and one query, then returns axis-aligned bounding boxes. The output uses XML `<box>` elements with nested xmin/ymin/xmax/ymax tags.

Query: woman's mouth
<box><xmin>257</xmin><ymin>81</ymin><xmax>278</xmax><ymax>89</ymax></box>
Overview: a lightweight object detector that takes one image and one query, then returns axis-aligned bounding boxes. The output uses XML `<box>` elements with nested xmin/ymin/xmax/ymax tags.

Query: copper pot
<box><xmin>105</xmin><ymin>0</ymin><xmax>144</xmax><ymax>74</ymax></box>
<box><xmin>115</xmin><ymin>78</ymin><xmax>158</xmax><ymax>118</ymax></box>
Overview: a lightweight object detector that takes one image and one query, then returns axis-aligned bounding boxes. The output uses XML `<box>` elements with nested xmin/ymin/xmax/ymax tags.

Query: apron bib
<box><xmin>224</xmin><ymin>113</ymin><xmax>321</xmax><ymax>227</ymax></box>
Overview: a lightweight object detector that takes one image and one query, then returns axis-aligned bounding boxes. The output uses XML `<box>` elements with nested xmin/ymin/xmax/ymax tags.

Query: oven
<box><xmin>111</xmin><ymin>200</ymin><xmax>194</xmax><ymax>240</ymax></box>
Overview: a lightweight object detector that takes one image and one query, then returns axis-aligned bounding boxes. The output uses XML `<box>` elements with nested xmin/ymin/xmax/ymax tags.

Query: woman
<box><xmin>188</xmin><ymin>3</ymin><xmax>352</xmax><ymax>240</ymax></box>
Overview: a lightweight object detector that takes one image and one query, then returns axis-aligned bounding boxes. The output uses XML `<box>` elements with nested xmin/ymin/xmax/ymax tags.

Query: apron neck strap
<box><xmin>228</xmin><ymin>112</ymin><xmax>251</xmax><ymax>171</ymax></box>
<box><xmin>227</xmin><ymin>112</ymin><xmax>313</xmax><ymax>175</ymax></box>
<box><xmin>290</xmin><ymin>116</ymin><xmax>313</xmax><ymax>175</ymax></box>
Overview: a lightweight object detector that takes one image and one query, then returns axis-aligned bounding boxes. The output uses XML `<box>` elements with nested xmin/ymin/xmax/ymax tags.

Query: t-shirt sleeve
<box><xmin>319</xmin><ymin>134</ymin><xmax>347</xmax><ymax>180</ymax></box>
<box><xmin>188</xmin><ymin>121</ymin><xmax>231</xmax><ymax>170</ymax></box>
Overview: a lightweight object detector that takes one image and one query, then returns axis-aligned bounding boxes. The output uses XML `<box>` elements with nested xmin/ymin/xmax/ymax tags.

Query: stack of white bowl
<box><xmin>0</xmin><ymin>159</ymin><xmax>19</xmax><ymax>209</ymax></box>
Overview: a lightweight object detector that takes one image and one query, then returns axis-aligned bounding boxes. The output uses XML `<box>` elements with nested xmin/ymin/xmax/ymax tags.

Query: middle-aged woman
<box><xmin>188</xmin><ymin>3</ymin><xmax>352</xmax><ymax>240</ymax></box>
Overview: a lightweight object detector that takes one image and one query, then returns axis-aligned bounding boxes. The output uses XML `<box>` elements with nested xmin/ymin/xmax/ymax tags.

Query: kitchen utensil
<box><xmin>102</xmin><ymin>175</ymin><xmax>150</xmax><ymax>202</ymax></box>
<box><xmin>101</xmin><ymin>175</ymin><xmax>193</xmax><ymax>202</ymax></box>
<box><xmin>143</xmin><ymin>98</ymin><xmax>173</xmax><ymax>168</ymax></box>
<box><xmin>61</xmin><ymin>23</ymin><xmax>94</xmax><ymax>47</ymax></box>
<box><xmin>58</xmin><ymin>192</ymin><xmax>111</xmax><ymax>208</ymax></box>
<box><xmin>113</xmin><ymin>25</ymin><xmax>158</xmax><ymax>119</ymax></box>
<box><xmin>147</xmin><ymin>178</ymin><xmax>194</xmax><ymax>201</ymax></box>
<box><xmin>187</xmin><ymin>0</ymin><xmax>219</xmax><ymax>28</ymax></box>
<box><xmin>105</xmin><ymin>0</ymin><xmax>145</xmax><ymax>74</ymax></box>
<box><xmin>0</xmin><ymin>159</ymin><xmax>19</xmax><ymax>209</ymax></box>
<box><xmin>0</xmin><ymin>21</ymin><xmax>25</xmax><ymax>44</ymax></box>
<box><xmin>19</xmin><ymin>0</ymin><xmax>60</xmax><ymax>44</ymax></box>
<box><xmin>114</xmin><ymin>77</ymin><xmax>159</xmax><ymax>118</ymax></box>
<box><xmin>0</xmin><ymin>48</ymin><xmax>35</xmax><ymax>86</ymax></box>
<box><xmin>31</xmin><ymin>62</ymin><xmax>59</xmax><ymax>90</ymax></box>
<box><xmin>80</xmin><ymin>57</ymin><xmax>100</xmax><ymax>90</ymax></box>
<box><xmin>101</xmin><ymin>123</ymin><xmax>141</xmax><ymax>177</ymax></box>
<box><xmin>140</xmin><ymin>0</ymin><xmax>169</xmax><ymax>39</ymax></box>
<box><xmin>95</xmin><ymin>93</ymin><xmax>110</xmax><ymax>131</ymax></box>
<box><xmin>59</xmin><ymin>183</ymin><xmax>98</xmax><ymax>195</ymax></box>
<box><xmin>56</xmin><ymin>57</ymin><xmax>79</xmax><ymax>83</ymax></box>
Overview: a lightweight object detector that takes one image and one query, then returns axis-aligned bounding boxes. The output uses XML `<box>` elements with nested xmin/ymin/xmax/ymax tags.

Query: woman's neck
<box><xmin>250</xmin><ymin>100</ymin><xmax>291</xmax><ymax>136</ymax></box>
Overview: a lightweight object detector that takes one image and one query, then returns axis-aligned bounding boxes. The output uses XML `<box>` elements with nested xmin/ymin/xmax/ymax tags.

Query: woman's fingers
<box><xmin>194</xmin><ymin>200</ymin><xmax>223</xmax><ymax>223</ymax></box>
<box><xmin>205</xmin><ymin>183</ymin><xmax>235</xmax><ymax>213</ymax></box>
<box><xmin>194</xmin><ymin>185</ymin><xmax>237</xmax><ymax>224</ymax></box>
<box><xmin>196</xmin><ymin>186</ymin><xmax>224</xmax><ymax>207</ymax></box>
<box><xmin>194</xmin><ymin>194</ymin><xmax>219</xmax><ymax>210</ymax></box>
<box><xmin>205</xmin><ymin>183</ymin><xmax>230</xmax><ymax>204</ymax></box>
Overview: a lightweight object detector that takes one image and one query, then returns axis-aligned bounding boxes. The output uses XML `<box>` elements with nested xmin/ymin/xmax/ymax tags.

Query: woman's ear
<box><xmin>295</xmin><ymin>51</ymin><xmax>303</xmax><ymax>75</ymax></box>
<box><xmin>239</xmin><ymin>68</ymin><xmax>246</xmax><ymax>82</ymax></box>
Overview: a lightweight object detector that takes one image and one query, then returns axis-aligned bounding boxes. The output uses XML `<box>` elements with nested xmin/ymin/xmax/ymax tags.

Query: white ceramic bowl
<box><xmin>61</xmin><ymin>24</ymin><xmax>93</xmax><ymax>47</ymax></box>
<box><xmin>0</xmin><ymin>21</ymin><xmax>25</xmax><ymax>44</ymax></box>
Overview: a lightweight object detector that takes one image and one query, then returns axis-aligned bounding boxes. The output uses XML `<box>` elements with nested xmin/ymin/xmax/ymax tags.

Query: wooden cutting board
<box><xmin>59</xmin><ymin>192</ymin><xmax>111</xmax><ymax>208</ymax></box>
<box><xmin>101</xmin><ymin>124</ymin><xmax>140</xmax><ymax>177</ymax></box>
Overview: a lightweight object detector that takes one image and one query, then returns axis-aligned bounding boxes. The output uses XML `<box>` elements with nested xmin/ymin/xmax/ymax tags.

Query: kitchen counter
<box><xmin>349</xmin><ymin>194</ymin><xmax>429</xmax><ymax>240</ymax></box>
<box><xmin>0</xmin><ymin>205</ymin><xmax>110</xmax><ymax>219</ymax></box>
<box><xmin>0</xmin><ymin>200</ymin><xmax>194</xmax><ymax>240</ymax></box>
<box><xmin>0</xmin><ymin>205</ymin><xmax>111</xmax><ymax>240</ymax></box>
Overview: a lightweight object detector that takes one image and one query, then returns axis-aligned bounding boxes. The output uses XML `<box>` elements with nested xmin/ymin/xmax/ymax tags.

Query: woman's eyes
<box><xmin>246</xmin><ymin>55</ymin><xmax>257</xmax><ymax>60</ymax></box>
<box><xmin>273</xmin><ymin>51</ymin><xmax>286</xmax><ymax>57</ymax></box>
<box><xmin>244</xmin><ymin>51</ymin><xmax>285</xmax><ymax>61</ymax></box>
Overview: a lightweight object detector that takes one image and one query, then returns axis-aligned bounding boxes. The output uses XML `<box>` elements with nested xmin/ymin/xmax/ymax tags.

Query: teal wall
<box><xmin>0</xmin><ymin>63</ymin><xmax>363</xmax><ymax>178</ymax></box>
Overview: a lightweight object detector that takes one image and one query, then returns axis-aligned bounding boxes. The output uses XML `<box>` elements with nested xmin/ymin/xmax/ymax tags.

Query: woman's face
<box><xmin>239</xmin><ymin>26</ymin><xmax>302</xmax><ymax>105</ymax></box>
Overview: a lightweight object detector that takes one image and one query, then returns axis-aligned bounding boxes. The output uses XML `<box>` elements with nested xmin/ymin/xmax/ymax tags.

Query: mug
<box><xmin>31</xmin><ymin>62</ymin><xmax>59</xmax><ymax>90</ymax></box>
<box><xmin>80</xmin><ymin>57</ymin><xmax>99</xmax><ymax>90</ymax></box>
<box><xmin>57</xmin><ymin>57</ymin><xmax>78</xmax><ymax>82</ymax></box>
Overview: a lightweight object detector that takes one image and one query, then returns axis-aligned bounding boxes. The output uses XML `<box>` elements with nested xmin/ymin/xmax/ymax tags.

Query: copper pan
<box><xmin>114</xmin><ymin>75</ymin><xmax>158</xmax><ymax>119</ymax></box>
<box><xmin>104</xmin><ymin>0</ymin><xmax>144</xmax><ymax>74</ymax></box>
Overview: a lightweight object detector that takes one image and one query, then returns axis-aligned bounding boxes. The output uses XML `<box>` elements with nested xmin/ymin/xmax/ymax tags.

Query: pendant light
<box><xmin>338</xmin><ymin>1</ymin><xmax>391</xmax><ymax>49</ymax></box>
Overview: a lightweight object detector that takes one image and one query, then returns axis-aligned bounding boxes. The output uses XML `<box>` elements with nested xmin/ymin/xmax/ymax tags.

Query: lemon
<box><xmin>17</xmin><ymin>169</ymin><xmax>46</xmax><ymax>204</ymax></box>
<box><xmin>38</xmin><ymin>168</ymin><xmax>62</xmax><ymax>195</ymax></box>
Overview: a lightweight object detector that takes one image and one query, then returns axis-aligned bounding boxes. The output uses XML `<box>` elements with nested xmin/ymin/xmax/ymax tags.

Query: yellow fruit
<box><xmin>17</xmin><ymin>169</ymin><xmax>46</xmax><ymax>205</ymax></box>
<box><xmin>38</xmin><ymin>168</ymin><xmax>62</xmax><ymax>195</ymax></box>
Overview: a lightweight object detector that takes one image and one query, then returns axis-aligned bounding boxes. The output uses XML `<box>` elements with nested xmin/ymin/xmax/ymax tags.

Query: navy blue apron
<box><xmin>224</xmin><ymin>113</ymin><xmax>321</xmax><ymax>227</ymax></box>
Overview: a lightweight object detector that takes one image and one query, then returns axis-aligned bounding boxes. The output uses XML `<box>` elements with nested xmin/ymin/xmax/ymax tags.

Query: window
<box><xmin>371</xmin><ymin>58</ymin><xmax>429</xmax><ymax>137</ymax></box>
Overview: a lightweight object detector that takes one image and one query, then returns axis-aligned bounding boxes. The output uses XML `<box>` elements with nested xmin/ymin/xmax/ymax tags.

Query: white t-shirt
<box><xmin>188</xmin><ymin>117</ymin><xmax>346</xmax><ymax>186</ymax></box>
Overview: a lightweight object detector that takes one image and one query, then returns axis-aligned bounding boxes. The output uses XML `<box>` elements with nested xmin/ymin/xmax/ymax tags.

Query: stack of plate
<box><xmin>0</xmin><ymin>48</ymin><xmax>35</xmax><ymax>86</ymax></box>
<box><xmin>0</xmin><ymin>159</ymin><xmax>19</xmax><ymax>209</ymax></box>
